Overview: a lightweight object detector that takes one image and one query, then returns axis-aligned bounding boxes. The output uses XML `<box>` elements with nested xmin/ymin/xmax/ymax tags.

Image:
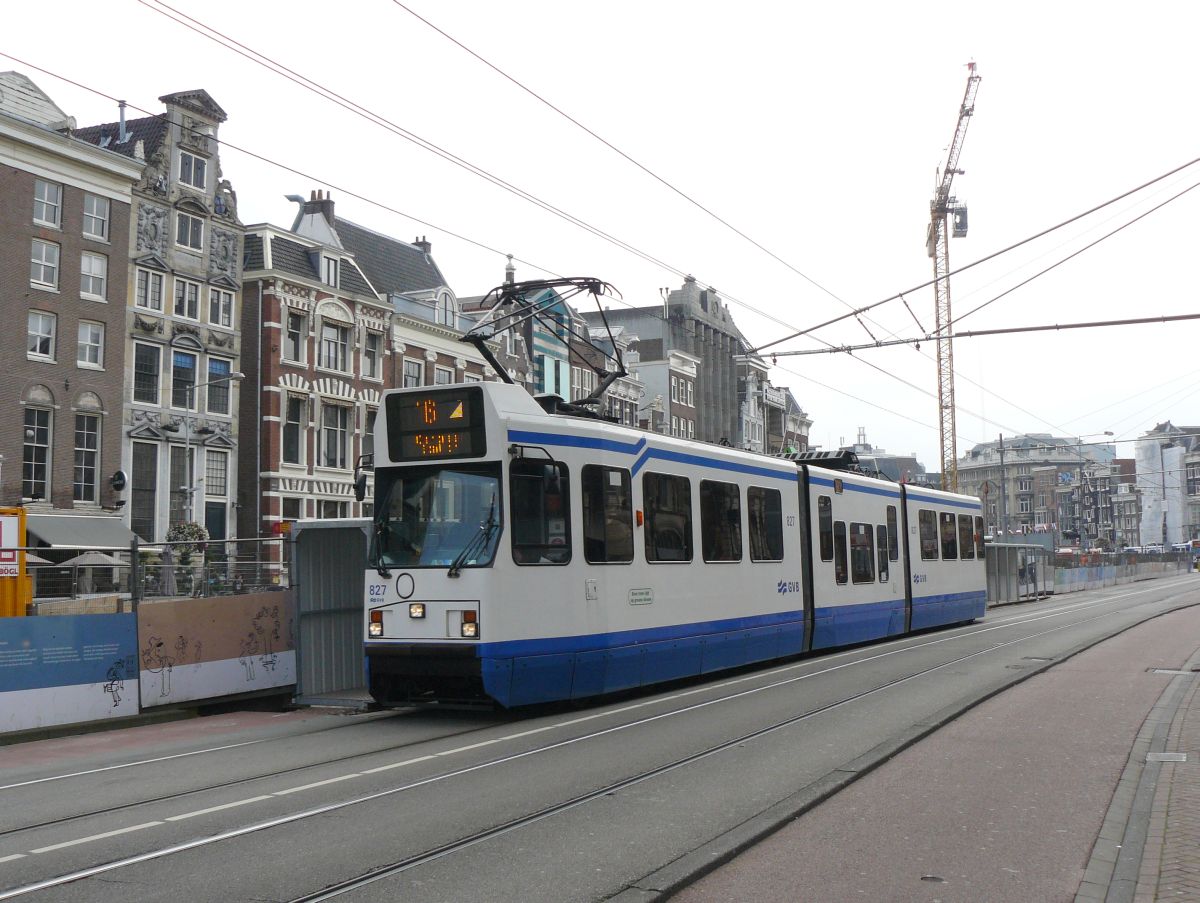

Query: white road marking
<box><xmin>361</xmin><ymin>755</ymin><xmax>436</xmax><ymax>774</ymax></box>
<box><xmin>0</xmin><ymin>854</ymin><xmax>25</xmax><ymax>864</ymax></box>
<box><xmin>274</xmin><ymin>774</ymin><xmax>362</xmax><ymax>795</ymax></box>
<box><xmin>30</xmin><ymin>822</ymin><xmax>162</xmax><ymax>854</ymax></box>
<box><xmin>166</xmin><ymin>796</ymin><xmax>275</xmax><ymax>821</ymax></box>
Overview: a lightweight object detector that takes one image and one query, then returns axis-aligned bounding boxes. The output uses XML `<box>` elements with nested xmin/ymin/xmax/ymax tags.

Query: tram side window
<box><xmin>700</xmin><ymin>480</ymin><xmax>742</xmax><ymax>562</ymax></box>
<box><xmin>582</xmin><ymin>465</ymin><xmax>633</xmax><ymax>563</ymax></box>
<box><xmin>974</xmin><ymin>516</ymin><xmax>985</xmax><ymax>559</ymax></box>
<box><xmin>849</xmin><ymin>522</ymin><xmax>875</xmax><ymax>584</ymax></box>
<box><xmin>510</xmin><ymin>459</ymin><xmax>570</xmax><ymax>565</ymax></box>
<box><xmin>877</xmin><ymin>525</ymin><xmax>889</xmax><ymax>583</ymax></box>
<box><xmin>644</xmin><ymin>472</ymin><xmax>693</xmax><ymax>562</ymax></box>
<box><xmin>748</xmin><ymin>487</ymin><xmax>784</xmax><ymax>562</ymax></box>
<box><xmin>940</xmin><ymin>512</ymin><xmax>958</xmax><ymax>560</ymax></box>
<box><xmin>918</xmin><ymin>509</ymin><xmax>938</xmax><ymax>560</ymax></box>
<box><xmin>958</xmin><ymin>514</ymin><xmax>975</xmax><ymax>560</ymax></box>
<box><xmin>818</xmin><ymin>495</ymin><xmax>833</xmax><ymax>561</ymax></box>
<box><xmin>886</xmin><ymin>505</ymin><xmax>899</xmax><ymax>561</ymax></box>
<box><xmin>834</xmin><ymin>521</ymin><xmax>848</xmax><ymax>584</ymax></box>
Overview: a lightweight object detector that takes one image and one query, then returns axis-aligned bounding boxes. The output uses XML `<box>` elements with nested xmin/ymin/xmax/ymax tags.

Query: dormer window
<box><xmin>436</xmin><ymin>292</ymin><xmax>456</xmax><ymax>327</ymax></box>
<box><xmin>323</xmin><ymin>257</ymin><xmax>339</xmax><ymax>288</ymax></box>
<box><xmin>179</xmin><ymin>151</ymin><xmax>207</xmax><ymax>190</ymax></box>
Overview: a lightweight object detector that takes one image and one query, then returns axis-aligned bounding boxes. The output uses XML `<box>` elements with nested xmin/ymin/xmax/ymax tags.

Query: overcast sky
<box><xmin>7</xmin><ymin>1</ymin><xmax>1200</xmax><ymax>469</ymax></box>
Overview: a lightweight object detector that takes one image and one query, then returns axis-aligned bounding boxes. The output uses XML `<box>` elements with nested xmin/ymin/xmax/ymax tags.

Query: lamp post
<box><xmin>175</xmin><ymin>371</ymin><xmax>243</xmax><ymax>524</ymax></box>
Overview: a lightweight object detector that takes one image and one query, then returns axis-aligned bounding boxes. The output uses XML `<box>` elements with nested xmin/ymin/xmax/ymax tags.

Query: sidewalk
<box><xmin>668</xmin><ymin>602</ymin><xmax>1200</xmax><ymax>903</ymax></box>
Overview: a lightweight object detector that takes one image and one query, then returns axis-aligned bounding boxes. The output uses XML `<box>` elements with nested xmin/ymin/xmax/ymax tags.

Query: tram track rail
<box><xmin>3</xmin><ymin>577</ymin><xmax>1195</xmax><ymax>901</ymax></box>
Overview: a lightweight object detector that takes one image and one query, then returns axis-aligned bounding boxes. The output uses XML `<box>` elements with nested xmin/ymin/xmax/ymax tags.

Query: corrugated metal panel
<box><xmin>293</xmin><ymin>520</ymin><xmax>369</xmax><ymax>699</ymax></box>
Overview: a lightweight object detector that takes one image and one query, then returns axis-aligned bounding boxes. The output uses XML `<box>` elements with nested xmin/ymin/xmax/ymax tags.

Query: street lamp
<box><xmin>171</xmin><ymin>371</ymin><xmax>243</xmax><ymax>523</ymax></box>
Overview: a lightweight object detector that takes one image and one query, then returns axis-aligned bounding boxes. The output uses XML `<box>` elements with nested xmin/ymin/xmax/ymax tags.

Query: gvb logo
<box><xmin>777</xmin><ymin>580</ymin><xmax>801</xmax><ymax>594</ymax></box>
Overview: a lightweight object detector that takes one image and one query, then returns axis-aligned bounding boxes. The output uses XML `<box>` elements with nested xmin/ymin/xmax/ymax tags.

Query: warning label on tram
<box><xmin>628</xmin><ymin>588</ymin><xmax>654</xmax><ymax>606</ymax></box>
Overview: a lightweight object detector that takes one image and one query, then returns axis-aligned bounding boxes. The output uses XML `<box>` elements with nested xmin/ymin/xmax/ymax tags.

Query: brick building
<box><xmin>1</xmin><ymin>73</ymin><xmax>141</xmax><ymax>533</ymax></box>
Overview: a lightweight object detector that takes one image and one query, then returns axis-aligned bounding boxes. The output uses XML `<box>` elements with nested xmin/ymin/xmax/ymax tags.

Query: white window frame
<box><xmin>80</xmin><ymin>252</ymin><xmax>108</xmax><ymax>300</ymax></box>
<box><xmin>403</xmin><ymin>358</ymin><xmax>423</xmax><ymax>388</ymax></box>
<box><xmin>133</xmin><ymin>343</ymin><xmax>162</xmax><ymax>404</ymax></box>
<box><xmin>204</xmin><ymin>449</ymin><xmax>228</xmax><ymax>497</ymax></box>
<box><xmin>31</xmin><ymin>239</ymin><xmax>60</xmax><ymax>289</ymax></box>
<box><xmin>171</xmin><ymin>349</ymin><xmax>198</xmax><ymax>410</ymax></box>
<box><xmin>82</xmin><ymin>194</ymin><xmax>110</xmax><ymax>240</ymax></box>
<box><xmin>284</xmin><ymin>311</ymin><xmax>306</xmax><ymax>363</ymax></box>
<box><xmin>73</xmin><ymin>412</ymin><xmax>100</xmax><ymax>504</ymax></box>
<box><xmin>320</xmin><ymin>402</ymin><xmax>350</xmax><ymax>470</ymax></box>
<box><xmin>206</xmin><ymin>359</ymin><xmax>233</xmax><ymax>415</ymax></box>
<box><xmin>436</xmin><ymin>293</ymin><xmax>456</xmax><ymax>327</ymax></box>
<box><xmin>179</xmin><ymin>151</ymin><xmax>207</xmax><ymax>190</ymax></box>
<box><xmin>319</xmin><ymin>321</ymin><xmax>349</xmax><ymax>372</ymax></box>
<box><xmin>363</xmin><ymin>332</ymin><xmax>381</xmax><ymax>379</ymax></box>
<box><xmin>671</xmin><ymin>376</ymin><xmax>678</xmax><ymax>402</ymax></box>
<box><xmin>687</xmin><ymin>381</ymin><xmax>694</xmax><ymax>406</ymax></box>
<box><xmin>282</xmin><ymin>394</ymin><xmax>306</xmax><ymax>465</ymax></box>
<box><xmin>434</xmin><ymin>366</ymin><xmax>454</xmax><ymax>386</ymax></box>
<box><xmin>322</xmin><ymin>257</ymin><xmax>339</xmax><ymax>288</ymax></box>
<box><xmin>77</xmin><ymin>321</ymin><xmax>104</xmax><ymax>368</ymax></box>
<box><xmin>136</xmin><ymin>269</ymin><xmax>164</xmax><ymax>310</ymax></box>
<box><xmin>27</xmin><ymin>311</ymin><xmax>56</xmax><ymax>361</ymax></box>
<box><xmin>208</xmin><ymin>287</ymin><xmax>233</xmax><ymax>328</ymax></box>
<box><xmin>176</xmin><ymin>211</ymin><xmax>204</xmax><ymax>251</ymax></box>
<box><xmin>33</xmin><ymin>179</ymin><xmax>62</xmax><ymax>227</ymax></box>
<box><xmin>23</xmin><ymin>407</ymin><xmax>52</xmax><ymax>500</ymax></box>
<box><xmin>174</xmin><ymin>277</ymin><xmax>201</xmax><ymax>320</ymax></box>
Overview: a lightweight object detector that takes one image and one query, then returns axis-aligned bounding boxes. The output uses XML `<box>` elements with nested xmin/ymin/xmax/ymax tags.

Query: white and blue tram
<box><xmin>363</xmin><ymin>382</ymin><xmax>986</xmax><ymax>708</ymax></box>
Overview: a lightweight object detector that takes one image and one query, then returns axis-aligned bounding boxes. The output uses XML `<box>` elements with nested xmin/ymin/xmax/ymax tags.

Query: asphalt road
<box><xmin>0</xmin><ymin>573</ymin><xmax>1195</xmax><ymax>902</ymax></box>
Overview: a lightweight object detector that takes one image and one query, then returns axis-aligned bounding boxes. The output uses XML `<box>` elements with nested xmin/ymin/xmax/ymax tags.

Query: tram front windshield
<box><xmin>374</xmin><ymin>465</ymin><xmax>501</xmax><ymax>568</ymax></box>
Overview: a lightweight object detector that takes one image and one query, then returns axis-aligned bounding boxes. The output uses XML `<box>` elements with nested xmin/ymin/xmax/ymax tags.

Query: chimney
<box><xmin>302</xmin><ymin>189</ymin><xmax>336</xmax><ymax>225</ymax></box>
<box><xmin>505</xmin><ymin>253</ymin><xmax>515</xmax><ymax>285</ymax></box>
<box><xmin>118</xmin><ymin>101</ymin><xmax>128</xmax><ymax>143</ymax></box>
<box><xmin>413</xmin><ymin>235</ymin><xmax>431</xmax><ymax>255</ymax></box>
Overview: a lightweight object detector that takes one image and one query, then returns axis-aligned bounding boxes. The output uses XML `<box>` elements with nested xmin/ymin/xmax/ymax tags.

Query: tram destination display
<box><xmin>386</xmin><ymin>386</ymin><xmax>486</xmax><ymax>461</ymax></box>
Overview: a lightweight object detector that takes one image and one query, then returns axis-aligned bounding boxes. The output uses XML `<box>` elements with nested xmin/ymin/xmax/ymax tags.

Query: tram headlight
<box><xmin>409</xmin><ymin>602</ymin><xmax>426</xmax><ymax>619</ymax></box>
<box><xmin>369</xmin><ymin>610</ymin><xmax>383</xmax><ymax>637</ymax></box>
<box><xmin>461</xmin><ymin>610</ymin><xmax>478</xmax><ymax>638</ymax></box>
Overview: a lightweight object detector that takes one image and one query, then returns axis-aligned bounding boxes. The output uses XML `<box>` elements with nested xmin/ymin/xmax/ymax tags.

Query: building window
<box><xmin>283</xmin><ymin>395</ymin><xmax>305</xmax><ymax>465</ymax></box>
<box><xmin>83</xmin><ymin>194</ymin><xmax>110</xmax><ymax>240</ymax></box>
<box><xmin>363</xmin><ymin>332</ymin><xmax>381</xmax><ymax>379</ymax></box>
<box><xmin>670</xmin><ymin>376</ymin><xmax>678</xmax><ymax>402</ymax></box>
<box><xmin>363</xmin><ymin>408</ymin><xmax>377</xmax><ymax>460</ymax></box>
<box><xmin>131</xmin><ymin>441</ymin><xmax>158</xmax><ymax>541</ymax></box>
<box><xmin>27</xmin><ymin>311</ymin><xmax>56</xmax><ymax>360</ymax></box>
<box><xmin>133</xmin><ymin>344</ymin><xmax>161</xmax><ymax>404</ymax></box>
<box><xmin>434</xmin><ymin>366</ymin><xmax>453</xmax><ymax>385</ymax></box>
<box><xmin>205</xmin><ymin>450</ymin><xmax>228</xmax><ymax>497</ymax></box>
<box><xmin>33</xmin><ymin>179</ymin><xmax>62</xmax><ymax>227</ymax></box>
<box><xmin>23</xmin><ymin>407</ymin><xmax>51</xmax><ymax>500</ymax></box>
<box><xmin>179</xmin><ymin>151</ymin><xmax>207</xmax><ymax>190</ymax></box>
<box><xmin>172</xmin><ymin>350</ymin><xmax>197</xmax><ymax>409</ymax></box>
<box><xmin>174</xmin><ymin>277</ymin><xmax>201</xmax><ymax>319</ymax></box>
<box><xmin>208</xmin><ymin>288</ymin><xmax>233</xmax><ymax>327</ymax></box>
<box><xmin>206</xmin><ymin>358</ymin><xmax>232</xmax><ymax>414</ymax></box>
<box><xmin>319</xmin><ymin>322</ymin><xmax>349</xmax><ymax>371</ymax></box>
<box><xmin>80</xmin><ymin>252</ymin><xmax>108</xmax><ymax>300</ymax></box>
<box><xmin>282</xmin><ymin>498</ymin><xmax>302</xmax><ymax>520</ymax></box>
<box><xmin>687</xmin><ymin>381</ymin><xmax>694</xmax><ymax>406</ymax></box>
<box><xmin>136</xmin><ymin>269</ymin><xmax>164</xmax><ymax>310</ymax></box>
<box><xmin>436</xmin><ymin>293</ymin><xmax>456</xmax><ymax>327</ymax></box>
<box><xmin>284</xmin><ymin>312</ymin><xmax>305</xmax><ymax>362</ymax></box>
<box><xmin>31</xmin><ymin>239</ymin><xmax>60</xmax><ymax>289</ymax></box>
<box><xmin>176</xmin><ymin>212</ymin><xmax>204</xmax><ymax>251</ymax></box>
<box><xmin>319</xmin><ymin>500</ymin><xmax>348</xmax><ymax>519</ymax></box>
<box><xmin>403</xmin><ymin>359</ymin><xmax>423</xmax><ymax>388</ymax></box>
<box><xmin>77</xmin><ymin>321</ymin><xmax>104</xmax><ymax>367</ymax></box>
<box><xmin>321</xmin><ymin>403</ymin><xmax>349</xmax><ymax>469</ymax></box>
<box><xmin>322</xmin><ymin>257</ymin><xmax>339</xmax><ymax>288</ymax></box>
<box><xmin>73</xmin><ymin>413</ymin><xmax>100</xmax><ymax>503</ymax></box>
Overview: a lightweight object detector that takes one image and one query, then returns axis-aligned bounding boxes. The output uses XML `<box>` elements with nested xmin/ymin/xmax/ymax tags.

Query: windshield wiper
<box><xmin>448</xmin><ymin>497</ymin><xmax>498</xmax><ymax>578</ymax></box>
<box><xmin>373</xmin><ymin>521</ymin><xmax>392</xmax><ymax>579</ymax></box>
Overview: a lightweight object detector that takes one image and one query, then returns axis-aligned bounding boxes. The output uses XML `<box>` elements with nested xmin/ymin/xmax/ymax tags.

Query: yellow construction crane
<box><xmin>927</xmin><ymin>62</ymin><xmax>981</xmax><ymax>492</ymax></box>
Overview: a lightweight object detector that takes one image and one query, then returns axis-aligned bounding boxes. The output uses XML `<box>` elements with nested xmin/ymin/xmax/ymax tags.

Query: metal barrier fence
<box><xmin>25</xmin><ymin>536</ymin><xmax>287</xmax><ymax>611</ymax></box>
